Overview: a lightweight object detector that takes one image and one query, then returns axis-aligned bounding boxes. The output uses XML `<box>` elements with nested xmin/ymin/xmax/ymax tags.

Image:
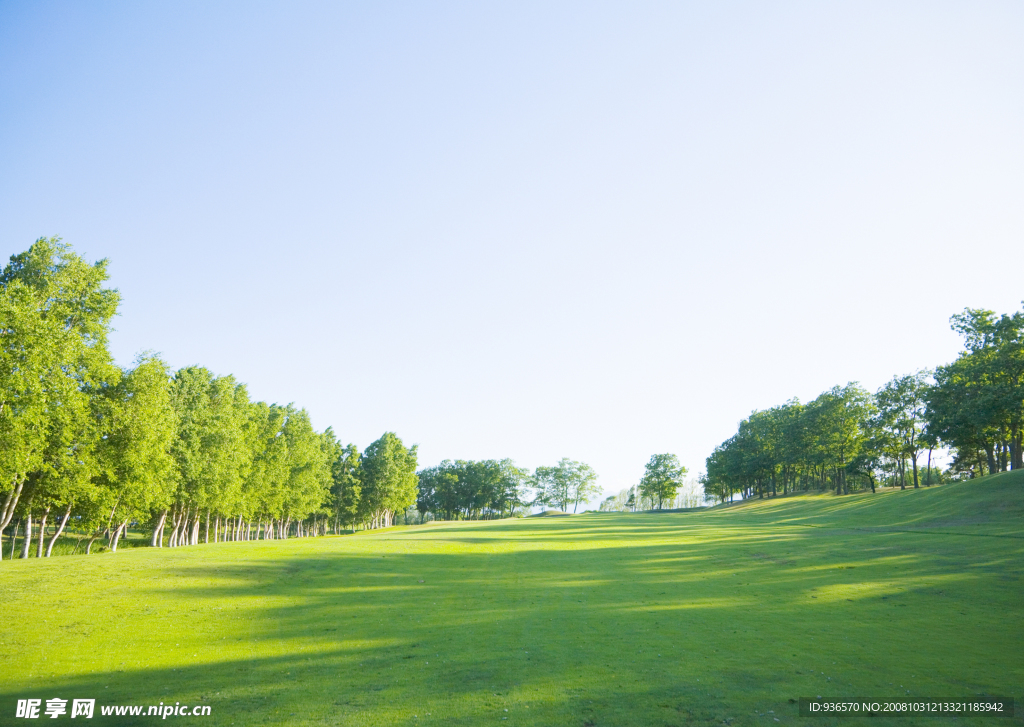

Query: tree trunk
<box><xmin>86</xmin><ymin>534</ymin><xmax>98</xmax><ymax>554</ymax></box>
<box><xmin>110</xmin><ymin>520</ymin><xmax>129</xmax><ymax>552</ymax></box>
<box><xmin>926</xmin><ymin>448</ymin><xmax>933</xmax><ymax>485</ymax></box>
<box><xmin>36</xmin><ymin>506</ymin><xmax>50</xmax><ymax>558</ymax></box>
<box><xmin>168</xmin><ymin>507</ymin><xmax>181</xmax><ymax>548</ymax></box>
<box><xmin>204</xmin><ymin>511</ymin><xmax>210</xmax><ymax>544</ymax></box>
<box><xmin>152</xmin><ymin>509</ymin><xmax>168</xmax><ymax>547</ymax></box>
<box><xmin>45</xmin><ymin>504</ymin><xmax>73</xmax><ymax>557</ymax></box>
<box><xmin>911</xmin><ymin>451</ymin><xmax>919</xmax><ymax>488</ymax></box>
<box><xmin>9</xmin><ymin>519</ymin><xmax>21</xmax><ymax>560</ymax></box>
<box><xmin>173</xmin><ymin>508</ymin><xmax>187</xmax><ymax>547</ymax></box>
<box><xmin>20</xmin><ymin>510</ymin><xmax>33</xmax><ymax>558</ymax></box>
<box><xmin>0</xmin><ymin>476</ymin><xmax>26</xmax><ymax>534</ymax></box>
<box><xmin>985</xmin><ymin>444</ymin><xmax>997</xmax><ymax>477</ymax></box>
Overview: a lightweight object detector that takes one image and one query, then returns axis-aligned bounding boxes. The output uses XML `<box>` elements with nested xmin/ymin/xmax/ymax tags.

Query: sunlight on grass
<box><xmin>1</xmin><ymin>474</ymin><xmax>1021</xmax><ymax>726</ymax></box>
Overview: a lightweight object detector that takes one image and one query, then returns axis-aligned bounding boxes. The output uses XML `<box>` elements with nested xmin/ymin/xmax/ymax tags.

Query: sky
<box><xmin>1</xmin><ymin>1</ymin><xmax>1022</xmax><ymax>507</ymax></box>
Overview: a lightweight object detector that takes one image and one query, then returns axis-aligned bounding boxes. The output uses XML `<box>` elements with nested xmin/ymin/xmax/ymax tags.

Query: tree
<box><xmin>359</xmin><ymin>432</ymin><xmax>418</xmax><ymax>528</ymax></box>
<box><xmin>417</xmin><ymin>461</ymin><xmax>460</xmax><ymax>520</ymax></box>
<box><xmin>97</xmin><ymin>356</ymin><xmax>176</xmax><ymax>552</ymax></box>
<box><xmin>532</xmin><ymin>459</ymin><xmax>599</xmax><ymax>513</ymax></box>
<box><xmin>876</xmin><ymin>373</ymin><xmax>929</xmax><ymax>489</ymax></box>
<box><xmin>639</xmin><ymin>454</ymin><xmax>688</xmax><ymax>509</ymax></box>
<box><xmin>0</xmin><ymin>238</ymin><xmax>119</xmax><ymax>549</ymax></box>
<box><xmin>494</xmin><ymin>459</ymin><xmax>529</xmax><ymax>517</ymax></box>
<box><xmin>566</xmin><ymin>460</ymin><xmax>600</xmax><ymax>513</ymax></box>
<box><xmin>330</xmin><ymin>440</ymin><xmax>361</xmax><ymax>532</ymax></box>
<box><xmin>807</xmin><ymin>384</ymin><xmax>873</xmax><ymax>495</ymax></box>
<box><xmin>926</xmin><ymin>306</ymin><xmax>1024</xmax><ymax>476</ymax></box>
<box><xmin>531</xmin><ymin>465</ymin><xmax>564</xmax><ymax>511</ymax></box>
<box><xmin>280</xmin><ymin>407</ymin><xmax>332</xmax><ymax>535</ymax></box>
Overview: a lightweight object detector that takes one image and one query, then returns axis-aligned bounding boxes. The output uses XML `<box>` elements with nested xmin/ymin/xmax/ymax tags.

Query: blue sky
<box><xmin>2</xmin><ymin>1</ymin><xmax>1022</xmax><ymax>505</ymax></box>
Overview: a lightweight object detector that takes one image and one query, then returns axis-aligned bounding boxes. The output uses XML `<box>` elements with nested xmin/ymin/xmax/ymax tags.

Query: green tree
<box><xmin>97</xmin><ymin>356</ymin><xmax>177</xmax><ymax>552</ymax></box>
<box><xmin>494</xmin><ymin>459</ymin><xmax>529</xmax><ymax>517</ymax></box>
<box><xmin>926</xmin><ymin>306</ymin><xmax>1024</xmax><ymax>475</ymax></box>
<box><xmin>280</xmin><ymin>407</ymin><xmax>332</xmax><ymax>536</ymax></box>
<box><xmin>327</xmin><ymin>437</ymin><xmax>361</xmax><ymax>532</ymax></box>
<box><xmin>360</xmin><ymin>432</ymin><xmax>418</xmax><ymax>528</ymax></box>
<box><xmin>875</xmin><ymin>373</ymin><xmax>929</xmax><ymax>489</ymax></box>
<box><xmin>533</xmin><ymin>459</ymin><xmax>599</xmax><ymax>513</ymax></box>
<box><xmin>639</xmin><ymin>453</ymin><xmax>688</xmax><ymax>509</ymax></box>
<box><xmin>0</xmin><ymin>238</ymin><xmax>119</xmax><ymax>549</ymax></box>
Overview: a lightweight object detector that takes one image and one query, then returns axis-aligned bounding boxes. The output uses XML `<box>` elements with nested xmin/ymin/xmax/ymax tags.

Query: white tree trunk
<box><xmin>168</xmin><ymin>507</ymin><xmax>183</xmax><ymax>548</ymax></box>
<box><xmin>0</xmin><ymin>476</ymin><xmax>26</xmax><ymax>534</ymax></box>
<box><xmin>45</xmin><ymin>504</ymin><xmax>73</xmax><ymax>557</ymax></box>
<box><xmin>110</xmin><ymin>520</ymin><xmax>128</xmax><ymax>552</ymax></box>
<box><xmin>36</xmin><ymin>506</ymin><xmax>50</xmax><ymax>558</ymax></box>
<box><xmin>20</xmin><ymin>511</ymin><xmax>32</xmax><ymax>559</ymax></box>
<box><xmin>152</xmin><ymin>509</ymin><xmax>168</xmax><ymax>547</ymax></box>
<box><xmin>9</xmin><ymin>519</ymin><xmax>21</xmax><ymax>560</ymax></box>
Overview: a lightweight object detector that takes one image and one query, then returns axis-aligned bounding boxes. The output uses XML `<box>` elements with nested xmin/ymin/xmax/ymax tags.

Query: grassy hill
<box><xmin>1</xmin><ymin>473</ymin><xmax>1021</xmax><ymax>726</ymax></box>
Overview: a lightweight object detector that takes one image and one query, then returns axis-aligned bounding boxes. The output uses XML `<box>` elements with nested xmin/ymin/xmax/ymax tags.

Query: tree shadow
<box><xmin>1</xmin><ymin>498</ymin><xmax>1021</xmax><ymax>726</ymax></box>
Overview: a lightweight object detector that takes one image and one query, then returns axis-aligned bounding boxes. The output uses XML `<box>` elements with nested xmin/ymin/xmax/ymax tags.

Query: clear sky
<box><xmin>2</xmin><ymin>2</ymin><xmax>1022</xmax><ymax>507</ymax></box>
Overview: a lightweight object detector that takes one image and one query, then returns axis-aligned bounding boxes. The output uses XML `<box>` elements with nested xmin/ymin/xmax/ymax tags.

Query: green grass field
<box><xmin>2</xmin><ymin>473</ymin><xmax>1022</xmax><ymax>726</ymax></box>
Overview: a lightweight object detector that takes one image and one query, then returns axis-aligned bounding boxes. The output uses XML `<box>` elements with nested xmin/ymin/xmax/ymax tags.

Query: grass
<box><xmin>1</xmin><ymin>473</ymin><xmax>1021</xmax><ymax>726</ymax></box>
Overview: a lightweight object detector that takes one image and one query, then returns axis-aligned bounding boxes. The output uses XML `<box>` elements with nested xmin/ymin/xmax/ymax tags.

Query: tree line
<box><xmin>702</xmin><ymin>305</ymin><xmax>1024</xmax><ymax>503</ymax></box>
<box><xmin>599</xmin><ymin>453</ymin><xmax>701</xmax><ymax>512</ymax></box>
<box><xmin>0</xmin><ymin>239</ymin><xmax>616</xmax><ymax>557</ymax></box>
<box><xmin>0</xmin><ymin>239</ymin><xmax>419</xmax><ymax>558</ymax></box>
<box><xmin>414</xmin><ymin>457</ymin><xmax>602</xmax><ymax>520</ymax></box>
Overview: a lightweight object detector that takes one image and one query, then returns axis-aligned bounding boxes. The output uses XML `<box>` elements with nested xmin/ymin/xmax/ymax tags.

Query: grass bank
<box><xmin>1</xmin><ymin>473</ymin><xmax>1021</xmax><ymax>726</ymax></box>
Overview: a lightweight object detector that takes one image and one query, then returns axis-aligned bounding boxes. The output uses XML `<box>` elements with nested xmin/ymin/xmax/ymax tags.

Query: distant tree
<box><xmin>926</xmin><ymin>306</ymin><xmax>1024</xmax><ymax>475</ymax></box>
<box><xmin>566</xmin><ymin>460</ymin><xmax>599</xmax><ymax>513</ymax></box>
<box><xmin>97</xmin><ymin>356</ymin><xmax>176</xmax><ymax>552</ymax></box>
<box><xmin>533</xmin><ymin>459</ymin><xmax>599</xmax><ymax>513</ymax></box>
<box><xmin>360</xmin><ymin>432</ymin><xmax>418</xmax><ymax>528</ymax></box>
<box><xmin>599</xmin><ymin>488</ymin><xmax>627</xmax><ymax>512</ymax></box>
<box><xmin>639</xmin><ymin>454</ymin><xmax>688</xmax><ymax>510</ymax></box>
<box><xmin>876</xmin><ymin>373</ymin><xmax>929</xmax><ymax>489</ymax></box>
<box><xmin>417</xmin><ymin>461</ymin><xmax>460</xmax><ymax>520</ymax></box>
<box><xmin>532</xmin><ymin>465</ymin><xmax>565</xmax><ymax>511</ymax></box>
<box><xmin>494</xmin><ymin>459</ymin><xmax>529</xmax><ymax>517</ymax></box>
<box><xmin>331</xmin><ymin>442</ymin><xmax>361</xmax><ymax>532</ymax></box>
<box><xmin>279</xmin><ymin>407</ymin><xmax>332</xmax><ymax>536</ymax></box>
<box><xmin>808</xmin><ymin>384</ymin><xmax>873</xmax><ymax>495</ymax></box>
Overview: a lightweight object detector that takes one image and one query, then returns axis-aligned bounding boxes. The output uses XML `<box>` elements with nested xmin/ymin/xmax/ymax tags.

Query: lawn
<box><xmin>1</xmin><ymin>473</ymin><xmax>1022</xmax><ymax>726</ymax></box>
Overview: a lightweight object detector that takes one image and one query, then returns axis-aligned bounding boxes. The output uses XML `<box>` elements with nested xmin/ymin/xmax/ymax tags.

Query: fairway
<box><xmin>2</xmin><ymin>474</ymin><xmax>1022</xmax><ymax>727</ymax></box>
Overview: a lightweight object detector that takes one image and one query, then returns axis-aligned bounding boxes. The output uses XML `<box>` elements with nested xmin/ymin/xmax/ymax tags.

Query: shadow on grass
<box><xmin>1</xmin><ymin>476</ymin><xmax>1022</xmax><ymax>726</ymax></box>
